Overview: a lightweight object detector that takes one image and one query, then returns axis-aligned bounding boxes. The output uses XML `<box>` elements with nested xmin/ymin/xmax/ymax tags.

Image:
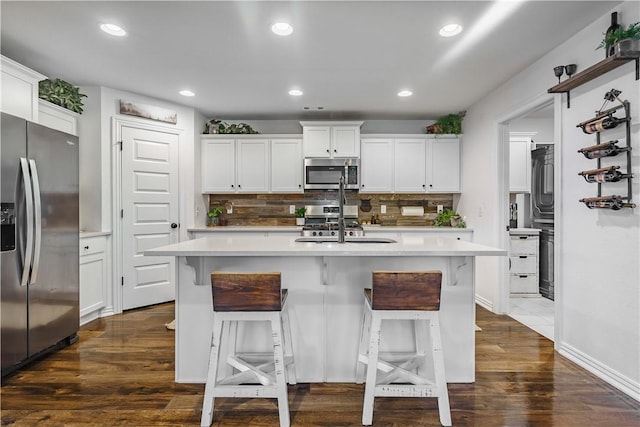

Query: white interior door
<box><xmin>121</xmin><ymin>124</ymin><xmax>179</xmax><ymax>310</ymax></box>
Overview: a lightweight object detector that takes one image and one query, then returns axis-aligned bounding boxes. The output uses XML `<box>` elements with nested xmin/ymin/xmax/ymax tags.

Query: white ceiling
<box><xmin>0</xmin><ymin>1</ymin><xmax>618</xmax><ymax>120</ymax></box>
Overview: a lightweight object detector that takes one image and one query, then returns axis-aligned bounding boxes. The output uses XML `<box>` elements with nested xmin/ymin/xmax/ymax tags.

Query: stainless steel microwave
<box><xmin>304</xmin><ymin>158</ymin><xmax>360</xmax><ymax>190</ymax></box>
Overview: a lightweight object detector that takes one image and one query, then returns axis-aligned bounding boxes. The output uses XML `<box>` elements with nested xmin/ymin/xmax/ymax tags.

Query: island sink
<box><xmin>295</xmin><ymin>237</ymin><xmax>397</xmax><ymax>244</ymax></box>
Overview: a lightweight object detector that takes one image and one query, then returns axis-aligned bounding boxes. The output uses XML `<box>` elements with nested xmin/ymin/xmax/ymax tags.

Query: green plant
<box><xmin>207</xmin><ymin>207</ymin><xmax>223</xmax><ymax>218</ymax></box>
<box><xmin>597</xmin><ymin>22</ymin><xmax>640</xmax><ymax>50</ymax></box>
<box><xmin>434</xmin><ymin>208</ymin><xmax>464</xmax><ymax>227</ymax></box>
<box><xmin>427</xmin><ymin>111</ymin><xmax>466</xmax><ymax>135</ymax></box>
<box><xmin>204</xmin><ymin>119</ymin><xmax>259</xmax><ymax>134</ymax></box>
<box><xmin>295</xmin><ymin>207</ymin><xmax>306</xmax><ymax>218</ymax></box>
<box><xmin>38</xmin><ymin>79</ymin><xmax>87</xmax><ymax>114</ymax></box>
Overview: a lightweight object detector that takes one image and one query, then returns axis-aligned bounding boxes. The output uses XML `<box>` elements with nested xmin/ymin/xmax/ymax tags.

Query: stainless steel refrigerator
<box><xmin>1</xmin><ymin>112</ymin><xmax>79</xmax><ymax>376</ymax></box>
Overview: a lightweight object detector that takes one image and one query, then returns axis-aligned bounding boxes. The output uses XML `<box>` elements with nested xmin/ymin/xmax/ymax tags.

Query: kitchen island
<box><xmin>145</xmin><ymin>235</ymin><xmax>505</xmax><ymax>384</ymax></box>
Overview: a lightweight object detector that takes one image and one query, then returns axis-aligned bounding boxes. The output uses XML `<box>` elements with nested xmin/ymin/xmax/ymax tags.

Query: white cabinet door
<box><xmin>302</xmin><ymin>126</ymin><xmax>332</xmax><ymax>157</ymax></box>
<box><xmin>1</xmin><ymin>55</ymin><xmax>46</xmax><ymax>122</ymax></box>
<box><xmin>237</xmin><ymin>139</ymin><xmax>270</xmax><ymax>193</ymax></box>
<box><xmin>271</xmin><ymin>138</ymin><xmax>303</xmax><ymax>193</ymax></box>
<box><xmin>360</xmin><ymin>138</ymin><xmax>394</xmax><ymax>193</ymax></box>
<box><xmin>79</xmin><ymin>236</ymin><xmax>107</xmax><ymax>325</ymax></box>
<box><xmin>201</xmin><ymin>138</ymin><xmax>235</xmax><ymax>193</ymax></box>
<box><xmin>331</xmin><ymin>125</ymin><xmax>360</xmax><ymax>157</ymax></box>
<box><xmin>38</xmin><ymin>100</ymin><xmax>78</xmax><ymax>136</ymax></box>
<box><xmin>509</xmin><ymin>137</ymin><xmax>532</xmax><ymax>192</ymax></box>
<box><xmin>428</xmin><ymin>138</ymin><xmax>460</xmax><ymax>192</ymax></box>
<box><xmin>394</xmin><ymin>138</ymin><xmax>426</xmax><ymax>192</ymax></box>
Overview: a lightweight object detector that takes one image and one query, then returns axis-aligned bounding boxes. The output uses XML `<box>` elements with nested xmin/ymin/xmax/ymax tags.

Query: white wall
<box><xmin>460</xmin><ymin>2</ymin><xmax>639</xmax><ymax>398</ymax></box>
<box><xmin>510</xmin><ymin>117</ymin><xmax>554</xmax><ymax>142</ymax></box>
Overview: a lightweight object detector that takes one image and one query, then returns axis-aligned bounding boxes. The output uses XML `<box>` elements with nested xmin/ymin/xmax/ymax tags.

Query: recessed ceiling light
<box><xmin>397</xmin><ymin>90</ymin><xmax>413</xmax><ymax>97</ymax></box>
<box><xmin>288</xmin><ymin>89</ymin><xmax>303</xmax><ymax>96</ymax></box>
<box><xmin>271</xmin><ymin>22</ymin><xmax>293</xmax><ymax>36</ymax></box>
<box><xmin>439</xmin><ymin>23</ymin><xmax>462</xmax><ymax>37</ymax></box>
<box><xmin>100</xmin><ymin>23</ymin><xmax>126</xmax><ymax>37</ymax></box>
<box><xmin>179</xmin><ymin>90</ymin><xmax>195</xmax><ymax>97</ymax></box>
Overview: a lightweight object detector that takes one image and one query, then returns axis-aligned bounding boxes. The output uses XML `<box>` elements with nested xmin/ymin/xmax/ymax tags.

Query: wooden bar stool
<box><xmin>356</xmin><ymin>271</ymin><xmax>451</xmax><ymax>426</ymax></box>
<box><xmin>200</xmin><ymin>272</ymin><xmax>296</xmax><ymax>427</ymax></box>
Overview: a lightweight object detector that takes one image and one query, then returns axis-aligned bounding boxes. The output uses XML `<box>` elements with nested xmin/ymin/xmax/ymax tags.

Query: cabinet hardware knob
<box><xmin>238</xmin><ymin>184</ymin><xmax>241</xmax><ymax>188</ymax></box>
<box><xmin>326</xmin><ymin>149</ymin><xmax>330</xmax><ymax>153</ymax></box>
<box><xmin>298</xmin><ymin>184</ymin><xmax>301</xmax><ymax>188</ymax></box>
<box><xmin>84</xmin><ymin>245</ymin><xmax>89</xmax><ymax>250</ymax></box>
<box><xmin>422</xmin><ymin>184</ymin><xmax>426</xmax><ymax>188</ymax></box>
<box><xmin>429</xmin><ymin>184</ymin><xmax>433</xmax><ymax>187</ymax></box>
<box><xmin>333</xmin><ymin>149</ymin><xmax>337</xmax><ymax>153</ymax></box>
<box><xmin>231</xmin><ymin>184</ymin><xmax>234</xmax><ymax>188</ymax></box>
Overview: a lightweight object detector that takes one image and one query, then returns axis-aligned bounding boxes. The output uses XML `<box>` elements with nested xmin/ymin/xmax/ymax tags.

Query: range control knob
<box><xmin>318</xmin><ymin>231</ymin><xmax>323</xmax><ymax>236</ymax></box>
<box><xmin>349</xmin><ymin>231</ymin><xmax>354</xmax><ymax>236</ymax></box>
<box><xmin>330</xmin><ymin>231</ymin><xmax>335</xmax><ymax>236</ymax></box>
<box><xmin>312</xmin><ymin>231</ymin><xmax>317</xmax><ymax>236</ymax></box>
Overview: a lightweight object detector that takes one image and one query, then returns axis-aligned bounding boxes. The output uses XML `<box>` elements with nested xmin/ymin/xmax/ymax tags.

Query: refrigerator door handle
<box><xmin>19</xmin><ymin>158</ymin><xmax>35</xmax><ymax>287</ymax></box>
<box><xmin>29</xmin><ymin>159</ymin><xmax>42</xmax><ymax>284</ymax></box>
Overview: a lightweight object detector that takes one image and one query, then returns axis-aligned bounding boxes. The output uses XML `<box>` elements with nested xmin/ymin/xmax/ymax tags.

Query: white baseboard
<box><xmin>559</xmin><ymin>342</ymin><xmax>640</xmax><ymax>402</ymax></box>
<box><xmin>475</xmin><ymin>294</ymin><xmax>493</xmax><ymax>312</ymax></box>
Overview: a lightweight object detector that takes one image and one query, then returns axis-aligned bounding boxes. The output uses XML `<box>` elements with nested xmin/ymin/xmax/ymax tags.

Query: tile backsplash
<box><xmin>208</xmin><ymin>192</ymin><xmax>454</xmax><ymax>226</ymax></box>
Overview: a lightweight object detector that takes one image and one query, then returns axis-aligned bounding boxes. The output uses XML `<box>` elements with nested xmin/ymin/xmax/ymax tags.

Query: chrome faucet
<box><xmin>338</xmin><ymin>175</ymin><xmax>346</xmax><ymax>243</ymax></box>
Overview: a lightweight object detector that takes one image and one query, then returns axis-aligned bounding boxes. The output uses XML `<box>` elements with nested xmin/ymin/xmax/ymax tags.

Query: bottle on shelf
<box><xmin>579</xmin><ymin>115</ymin><xmax>627</xmax><ymax>134</ymax></box>
<box><xmin>578</xmin><ymin>165</ymin><xmax>632</xmax><ymax>183</ymax></box>
<box><xmin>605</xmin><ymin>12</ymin><xmax>621</xmax><ymax>58</ymax></box>
<box><xmin>579</xmin><ymin>195</ymin><xmax>636</xmax><ymax>210</ymax></box>
<box><xmin>577</xmin><ymin>140</ymin><xmax>630</xmax><ymax>159</ymax></box>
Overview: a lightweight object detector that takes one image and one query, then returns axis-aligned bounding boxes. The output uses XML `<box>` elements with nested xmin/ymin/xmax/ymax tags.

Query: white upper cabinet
<box><xmin>236</xmin><ymin>139</ymin><xmax>270</xmax><ymax>193</ymax></box>
<box><xmin>360</xmin><ymin>138</ymin><xmax>394</xmax><ymax>193</ymax></box>
<box><xmin>201</xmin><ymin>135</ymin><xmax>302</xmax><ymax>194</ymax></box>
<box><xmin>509</xmin><ymin>133</ymin><xmax>533</xmax><ymax>193</ymax></box>
<box><xmin>300</xmin><ymin>121</ymin><xmax>362</xmax><ymax>158</ymax></box>
<box><xmin>428</xmin><ymin>137</ymin><xmax>460</xmax><ymax>192</ymax></box>
<box><xmin>201</xmin><ymin>138</ymin><xmax>236</xmax><ymax>193</ymax></box>
<box><xmin>38</xmin><ymin>99</ymin><xmax>79</xmax><ymax>136</ymax></box>
<box><xmin>271</xmin><ymin>138</ymin><xmax>303</xmax><ymax>193</ymax></box>
<box><xmin>1</xmin><ymin>55</ymin><xmax>46</xmax><ymax>122</ymax></box>
<box><xmin>394</xmin><ymin>138</ymin><xmax>427</xmax><ymax>192</ymax></box>
<box><xmin>360</xmin><ymin>135</ymin><xmax>461</xmax><ymax>194</ymax></box>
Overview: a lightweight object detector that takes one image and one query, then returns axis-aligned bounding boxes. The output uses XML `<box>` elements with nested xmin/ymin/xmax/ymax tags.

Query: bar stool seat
<box><xmin>200</xmin><ymin>272</ymin><xmax>296</xmax><ymax>427</ymax></box>
<box><xmin>356</xmin><ymin>271</ymin><xmax>451</xmax><ymax>426</ymax></box>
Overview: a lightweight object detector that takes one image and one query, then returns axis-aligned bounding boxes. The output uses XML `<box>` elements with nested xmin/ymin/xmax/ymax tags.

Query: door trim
<box><xmin>496</xmin><ymin>92</ymin><xmax>562</xmax><ymax>350</ymax></box>
<box><xmin>111</xmin><ymin>116</ymin><xmax>183</xmax><ymax>314</ymax></box>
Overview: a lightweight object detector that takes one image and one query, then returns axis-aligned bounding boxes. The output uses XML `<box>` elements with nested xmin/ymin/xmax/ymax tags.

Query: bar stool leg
<box><xmin>281</xmin><ymin>304</ymin><xmax>297</xmax><ymax>385</ymax></box>
<box><xmin>414</xmin><ymin>318</ymin><xmax>428</xmax><ymax>379</ymax></box>
<box><xmin>430</xmin><ymin>314</ymin><xmax>451</xmax><ymax>427</ymax></box>
<box><xmin>201</xmin><ymin>315</ymin><xmax>223</xmax><ymax>427</ymax></box>
<box><xmin>270</xmin><ymin>312</ymin><xmax>291</xmax><ymax>427</ymax></box>
<box><xmin>355</xmin><ymin>302</ymin><xmax>371</xmax><ymax>384</ymax></box>
<box><xmin>362</xmin><ymin>311</ymin><xmax>382</xmax><ymax>426</ymax></box>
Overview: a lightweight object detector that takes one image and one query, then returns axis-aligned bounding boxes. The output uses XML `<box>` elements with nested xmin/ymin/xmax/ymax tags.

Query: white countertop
<box><xmin>146</xmin><ymin>235</ymin><xmax>504</xmax><ymax>257</ymax></box>
<box><xmin>187</xmin><ymin>226</ymin><xmax>474</xmax><ymax>233</ymax></box>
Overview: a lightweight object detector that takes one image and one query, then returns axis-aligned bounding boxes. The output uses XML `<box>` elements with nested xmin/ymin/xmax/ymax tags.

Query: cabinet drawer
<box><xmin>510</xmin><ymin>235</ymin><xmax>539</xmax><ymax>254</ymax></box>
<box><xmin>80</xmin><ymin>236</ymin><xmax>106</xmax><ymax>256</ymax></box>
<box><xmin>510</xmin><ymin>274</ymin><xmax>539</xmax><ymax>294</ymax></box>
<box><xmin>509</xmin><ymin>255</ymin><xmax>537</xmax><ymax>274</ymax></box>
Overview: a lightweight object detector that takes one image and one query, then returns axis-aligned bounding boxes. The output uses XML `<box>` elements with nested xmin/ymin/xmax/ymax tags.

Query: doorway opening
<box><xmin>504</xmin><ymin>100</ymin><xmax>556</xmax><ymax>341</ymax></box>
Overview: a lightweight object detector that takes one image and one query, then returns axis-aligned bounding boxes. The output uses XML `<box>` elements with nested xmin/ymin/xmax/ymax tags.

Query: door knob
<box><xmin>170</xmin><ymin>223</ymin><xmax>178</xmax><ymax>229</ymax></box>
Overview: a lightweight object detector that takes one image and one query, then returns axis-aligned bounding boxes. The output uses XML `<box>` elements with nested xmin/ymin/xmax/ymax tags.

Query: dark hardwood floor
<box><xmin>2</xmin><ymin>303</ymin><xmax>638</xmax><ymax>426</ymax></box>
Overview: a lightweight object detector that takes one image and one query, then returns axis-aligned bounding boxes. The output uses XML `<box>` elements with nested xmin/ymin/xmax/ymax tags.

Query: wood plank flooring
<box><xmin>2</xmin><ymin>303</ymin><xmax>638</xmax><ymax>426</ymax></box>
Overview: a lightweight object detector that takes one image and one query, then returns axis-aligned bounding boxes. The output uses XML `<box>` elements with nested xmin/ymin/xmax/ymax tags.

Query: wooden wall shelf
<box><xmin>548</xmin><ymin>54</ymin><xmax>639</xmax><ymax>108</ymax></box>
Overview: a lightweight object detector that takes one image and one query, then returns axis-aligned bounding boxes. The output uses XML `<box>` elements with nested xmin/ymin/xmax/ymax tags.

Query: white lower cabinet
<box><xmin>509</xmin><ymin>229</ymin><xmax>540</xmax><ymax>295</ymax></box>
<box><xmin>79</xmin><ymin>235</ymin><xmax>109</xmax><ymax>325</ymax></box>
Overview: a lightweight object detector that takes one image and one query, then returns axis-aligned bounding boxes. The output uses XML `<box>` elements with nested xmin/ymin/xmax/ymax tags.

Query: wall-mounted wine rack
<box><xmin>577</xmin><ymin>99</ymin><xmax>635</xmax><ymax>210</ymax></box>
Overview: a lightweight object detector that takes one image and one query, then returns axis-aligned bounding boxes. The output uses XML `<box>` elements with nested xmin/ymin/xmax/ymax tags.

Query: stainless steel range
<box><xmin>301</xmin><ymin>205</ymin><xmax>364</xmax><ymax>237</ymax></box>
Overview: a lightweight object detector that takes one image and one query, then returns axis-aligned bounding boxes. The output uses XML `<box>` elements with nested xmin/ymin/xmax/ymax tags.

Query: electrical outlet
<box><xmin>227</xmin><ymin>205</ymin><xmax>233</xmax><ymax>214</ymax></box>
<box><xmin>437</xmin><ymin>205</ymin><xmax>444</xmax><ymax>213</ymax></box>
<box><xmin>381</xmin><ymin>205</ymin><xmax>386</xmax><ymax>214</ymax></box>
<box><xmin>289</xmin><ymin>205</ymin><xmax>296</xmax><ymax>214</ymax></box>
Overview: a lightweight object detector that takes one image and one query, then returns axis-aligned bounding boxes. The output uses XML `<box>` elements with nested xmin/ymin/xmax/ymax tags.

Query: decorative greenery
<box><xmin>426</xmin><ymin>111</ymin><xmax>466</xmax><ymax>135</ymax></box>
<box><xmin>597</xmin><ymin>22</ymin><xmax>640</xmax><ymax>50</ymax></box>
<box><xmin>38</xmin><ymin>78</ymin><xmax>87</xmax><ymax>114</ymax></box>
<box><xmin>207</xmin><ymin>207</ymin><xmax>223</xmax><ymax>218</ymax></box>
<box><xmin>204</xmin><ymin>119</ymin><xmax>259</xmax><ymax>134</ymax></box>
<box><xmin>434</xmin><ymin>208</ymin><xmax>465</xmax><ymax>228</ymax></box>
<box><xmin>295</xmin><ymin>207</ymin><xmax>306</xmax><ymax>218</ymax></box>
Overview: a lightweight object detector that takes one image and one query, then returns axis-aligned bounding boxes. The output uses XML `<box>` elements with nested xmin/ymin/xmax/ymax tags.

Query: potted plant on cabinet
<box><xmin>38</xmin><ymin>78</ymin><xmax>87</xmax><ymax>114</ymax></box>
<box><xmin>295</xmin><ymin>207</ymin><xmax>306</xmax><ymax>226</ymax></box>
<box><xmin>597</xmin><ymin>22</ymin><xmax>640</xmax><ymax>57</ymax></box>
<box><xmin>425</xmin><ymin>111</ymin><xmax>466</xmax><ymax>135</ymax></box>
<box><xmin>207</xmin><ymin>207</ymin><xmax>224</xmax><ymax>226</ymax></box>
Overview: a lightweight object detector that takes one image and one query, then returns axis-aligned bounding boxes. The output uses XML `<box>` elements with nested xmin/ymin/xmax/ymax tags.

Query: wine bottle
<box><xmin>578</xmin><ymin>166</ymin><xmax>632</xmax><ymax>183</ymax></box>
<box><xmin>580</xmin><ymin>115</ymin><xmax>626</xmax><ymax>134</ymax></box>
<box><xmin>577</xmin><ymin>140</ymin><xmax>630</xmax><ymax>159</ymax></box>
<box><xmin>605</xmin><ymin>12</ymin><xmax>621</xmax><ymax>58</ymax></box>
<box><xmin>579</xmin><ymin>195</ymin><xmax>635</xmax><ymax>210</ymax></box>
